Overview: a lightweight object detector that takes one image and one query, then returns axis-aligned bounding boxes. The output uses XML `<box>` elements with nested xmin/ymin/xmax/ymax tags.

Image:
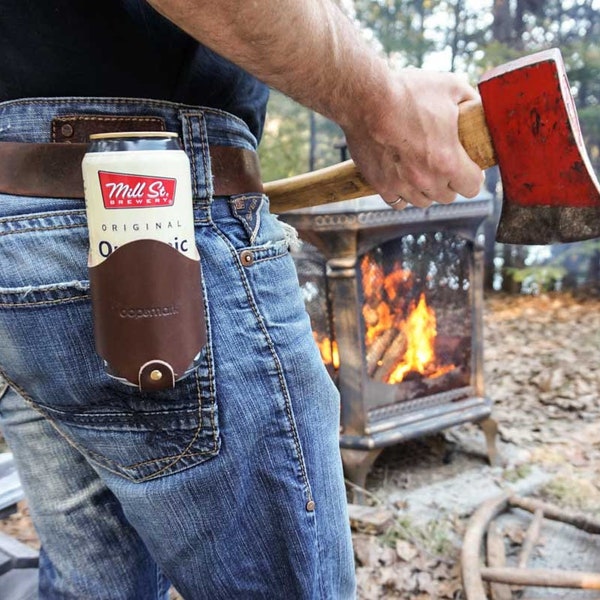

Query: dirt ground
<box><xmin>1</xmin><ymin>292</ymin><xmax>599</xmax><ymax>598</ymax></box>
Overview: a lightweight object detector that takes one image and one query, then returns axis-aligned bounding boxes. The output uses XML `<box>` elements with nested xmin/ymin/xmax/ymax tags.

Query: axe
<box><xmin>264</xmin><ymin>48</ymin><xmax>600</xmax><ymax>245</ymax></box>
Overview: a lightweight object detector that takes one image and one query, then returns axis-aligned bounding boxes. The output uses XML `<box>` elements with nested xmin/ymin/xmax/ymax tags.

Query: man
<box><xmin>0</xmin><ymin>1</ymin><xmax>483</xmax><ymax>598</ymax></box>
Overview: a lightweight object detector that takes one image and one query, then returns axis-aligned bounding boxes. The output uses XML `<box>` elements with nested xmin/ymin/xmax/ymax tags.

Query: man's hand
<box><xmin>343</xmin><ymin>69</ymin><xmax>485</xmax><ymax>209</ymax></box>
<box><xmin>147</xmin><ymin>0</ymin><xmax>484</xmax><ymax>208</ymax></box>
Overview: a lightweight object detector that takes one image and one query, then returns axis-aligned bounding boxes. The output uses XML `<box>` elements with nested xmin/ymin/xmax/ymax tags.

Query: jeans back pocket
<box><xmin>0</xmin><ymin>200</ymin><xmax>220</xmax><ymax>482</ymax></box>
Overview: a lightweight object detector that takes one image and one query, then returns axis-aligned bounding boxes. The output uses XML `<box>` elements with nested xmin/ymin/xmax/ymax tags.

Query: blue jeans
<box><xmin>0</xmin><ymin>98</ymin><xmax>355</xmax><ymax>599</ymax></box>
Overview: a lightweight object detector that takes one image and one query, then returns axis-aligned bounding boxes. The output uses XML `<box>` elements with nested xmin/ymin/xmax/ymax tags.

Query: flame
<box><xmin>361</xmin><ymin>257</ymin><xmax>412</xmax><ymax>344</ymax></box>
<box><xmin>383</xmin><ymin>267</ymin><xmax>412</xmax><ymax>302</ymax></box>
<box><xmin>312</xmin><ymin>255</ymin><xmax>457</xmax><ymax>382</ymax></box>
<box><xmin>388</xmin><ymin>293</ymin><xmax>436</xmax><ymax>383</ymax></box>
<box><xmin>361</xmin><ymin>255</ymin><xmax>455</xmax><ymax>384</ymax></box>
<box><xmin>363</xmin><ymin>302</ymin><xmax>392</xmax><ymax>345</ymax></box>
<box><xmin>314</xmin><ymin>333</ymin><xmax>340</xmax><ymax>370</ymax></box>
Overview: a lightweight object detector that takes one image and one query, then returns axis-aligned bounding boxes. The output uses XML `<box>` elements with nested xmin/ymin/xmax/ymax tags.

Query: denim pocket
<box><xmin>36</xmin><ymin>351</ymin><xmax>221</xmax><ymax>482</ymax></box>
<box><xmin>213</xmin><ymin>193</ymin><xmax>291</xmax><ymax>265</ymax></box>
<box><xmin>0</xmin><ymin>199</ymin><xmax>220</xmax><ymax>482</ymax></box>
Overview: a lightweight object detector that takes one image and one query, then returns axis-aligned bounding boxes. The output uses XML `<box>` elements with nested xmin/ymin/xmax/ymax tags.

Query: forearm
<box><xmin>147</xmin><ymin>0</ymin><xmax>484</xmax><ymax>205</ymax></box>
<box><xmin>147</xmin><ymin>0</ymin><xmax>390</xmax><ymax>132</ymax></box>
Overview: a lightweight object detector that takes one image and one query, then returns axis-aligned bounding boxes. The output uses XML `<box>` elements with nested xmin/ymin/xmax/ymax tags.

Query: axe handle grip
<box><xmin>265</xmin><ymin>99</ymin><xmax>496</xmax><ymax>213</ymax></box>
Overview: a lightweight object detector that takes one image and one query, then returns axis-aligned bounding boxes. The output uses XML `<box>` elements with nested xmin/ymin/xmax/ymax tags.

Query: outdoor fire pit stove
<box><xmin>280</xmin><ymin>194</ymin><xmax>499</xmax><ymax>488</ymax></box>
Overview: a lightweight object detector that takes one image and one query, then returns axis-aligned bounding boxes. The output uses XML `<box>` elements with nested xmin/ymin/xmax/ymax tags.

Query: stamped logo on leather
<box><xmin>98</xmin><ymin>171</ymin><xmax>177</xmax><ymax>208</ymax></box>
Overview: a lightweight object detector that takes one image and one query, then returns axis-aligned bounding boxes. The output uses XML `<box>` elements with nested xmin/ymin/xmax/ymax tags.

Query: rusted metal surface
<box><xmin>495</xmin><ymin>204</ymin><xmax>600</xmax><ymax>245</ymax></box>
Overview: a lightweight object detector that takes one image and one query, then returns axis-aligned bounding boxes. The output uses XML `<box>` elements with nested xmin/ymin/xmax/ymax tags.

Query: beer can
<box><xmin>82</xmin><ymin>132</ymin><xmax>207</xmax><ymax>391</ymax></box>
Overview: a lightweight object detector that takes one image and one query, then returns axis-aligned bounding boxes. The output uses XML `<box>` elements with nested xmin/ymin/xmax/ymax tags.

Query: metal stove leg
<box><xmin>479</xmin><ymin>417</ymin><xmax>500</xmax><ymax>466</ymax></box>
<box><xmin>341</xmin><ymin>447</ymin><xmax>383</xmax><ymax>504</ymax></box>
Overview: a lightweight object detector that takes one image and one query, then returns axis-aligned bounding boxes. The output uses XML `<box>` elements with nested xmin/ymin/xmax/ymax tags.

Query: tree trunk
<box><xmin>492</xmin><ymin>0</ymin><xmax>512</xmax><ymax>43</ymax></box>
<box><xmin>587</xmin><ymin>248</ymin><xmax>600</xmax><ymax>295</ymax></box>
<box><xmin>501</xmin><ymin>245</ymin><xmax>526</xmax><ymax>294</ymax></box>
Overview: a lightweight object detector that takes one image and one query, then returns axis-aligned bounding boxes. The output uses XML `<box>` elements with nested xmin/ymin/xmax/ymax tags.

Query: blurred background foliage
<box><xmin>259</xmin><ymin>0</ymin><xmax>600</xmax><ymax>294</ymax></box>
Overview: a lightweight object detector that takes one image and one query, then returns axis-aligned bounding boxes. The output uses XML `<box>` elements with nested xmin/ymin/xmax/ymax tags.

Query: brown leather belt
<box><xmin>0</xmin><ymin>142</ymin><xmax>263</xmax><ymax>199</ymax></box>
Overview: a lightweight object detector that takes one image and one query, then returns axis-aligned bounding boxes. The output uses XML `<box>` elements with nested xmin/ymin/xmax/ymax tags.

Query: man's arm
<box><xmin>147</xmin><ymin>0</ymin><xmax>484</xmax><ymax>207</ymax></box>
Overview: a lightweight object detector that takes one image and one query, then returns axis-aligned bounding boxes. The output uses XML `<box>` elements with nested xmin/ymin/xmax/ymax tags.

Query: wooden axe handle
<box><xmin>264</xmin><ymin>99</ymin><xmax>496</xmax><ymax>213</ymax></box>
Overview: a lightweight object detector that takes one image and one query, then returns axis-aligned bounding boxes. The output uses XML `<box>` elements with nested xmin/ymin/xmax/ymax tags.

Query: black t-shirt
<box><xmin>0</xmin><ymin>0</ymin><xmax>269</xmax><ymax>140</ymax></box>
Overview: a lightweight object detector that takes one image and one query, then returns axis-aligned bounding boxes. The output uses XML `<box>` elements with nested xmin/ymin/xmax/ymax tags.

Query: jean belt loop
<box><xmin>179</xmin><ymin>110</ymin><xmax>212</xmax><ymax>201</ymax></box>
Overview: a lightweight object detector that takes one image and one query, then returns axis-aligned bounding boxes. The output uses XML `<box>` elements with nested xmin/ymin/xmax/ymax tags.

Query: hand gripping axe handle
<box><xmin>264</xmin><ymin>48</ymin><xmax>600</xmax><ymax>245</ymax></box>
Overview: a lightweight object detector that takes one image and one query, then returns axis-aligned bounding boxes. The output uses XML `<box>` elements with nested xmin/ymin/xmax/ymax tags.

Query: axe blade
<box><xmin>479</xmin><ymin>48</ymin><xmax>600</xmax><ymax>244</ymax></box>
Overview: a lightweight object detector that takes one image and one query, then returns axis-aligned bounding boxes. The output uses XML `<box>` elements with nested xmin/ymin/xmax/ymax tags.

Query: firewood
<box><xmin>517</xmin><ymin>508</ymin><xmax>544</xmax><ymax>568</ymax></box>
<box><xmin>422</xmin><ymin>367</ymin><xmax>466</xmax><ymax>393</ymax></box>
<box><xmin>486</xmin><ymin>522</ymin><xmax>513</xmax><ymax>600</ymax></box>
<box><xmin>461</xmin><ymin>492</ymin><xmax>511</xmax><ymax>600</ymax></box>
<box><xmin>362</xmin><ymin>305</ymin><xmax>380</xmax><ymax>328</ymax></box>
<box><xmin>509</xmin><ymin>495</ymin><xmax>600</xmax><ymax>534</ymax></box>
<box><xmin>366</xmin><ymin>328</ymin><xmax>397</xmax><ymax>376</ymax></box>
<box><xmin>373</xmin><ymin>330</ymin><xmax>408</xmax><ymax>381</ymax></box>
<box><xmin>480</xmin><ymin>566</ymin><xmax>600</xmax><ymax>589</ymax></box>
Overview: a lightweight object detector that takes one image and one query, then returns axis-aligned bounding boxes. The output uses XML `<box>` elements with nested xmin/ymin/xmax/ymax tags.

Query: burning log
<box><xmin>422</xmin><ymin>366</ymin><xmax>467</xmax><ymax>392</ymax></box>
<box><xmin>373</xmin><ymin>330</ymin><xmax>408</xmax><ymax>381</ymax></box>
<box><xmin>362</xmin><ymin>304</ymin><xmax>380</xmax><ymax>328</ymax></box>
<box><xmin>366</xmin><ymin>328</ymin><xmax>397</xmax><ymax>377</ymax></box>
<box><xmin>395</xmin><ymin>367</ymin><xmax>468</xmax><ymax>401</ymax></box>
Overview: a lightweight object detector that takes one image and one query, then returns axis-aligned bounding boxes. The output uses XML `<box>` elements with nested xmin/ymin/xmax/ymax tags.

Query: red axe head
<box><xmin>478</xmin><ymin>48</ymin><xmax>600</xmax><ymax>244</ymax></box>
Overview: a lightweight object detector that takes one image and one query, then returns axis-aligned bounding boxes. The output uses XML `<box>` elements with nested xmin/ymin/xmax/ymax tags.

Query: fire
<box><xmin>311</xmin><ymin>255</ymin><xmax>457</xmax><ymax>381</ymax></box>
<box><xmin>360</xmin><ymin>255</ymin><xmax>455</xmax><ymax>384</ymax></box>
<box><xmin>388</xmin><ymin>294</ymin><xmax>436</xmax><ymax>383</ymax></box>
<box><xmin>363</xmin><ymin>302</ymin><xmax>392</xmax><ymax>345</ymax></box>
<box><xmin>314</xmin><ymin>333</ymin><xmax>340</xmax><ymax>370</ymax></box>
<box><xmin>361</xmin><ymin>258</ymin><xmax>411</xmax><ymax>345</ymax></box>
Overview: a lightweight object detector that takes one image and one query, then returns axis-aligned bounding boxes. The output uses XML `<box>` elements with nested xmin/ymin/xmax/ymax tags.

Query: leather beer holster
<box><xmin>89</xmin><ymin>239</ymin><xmax>207</xmax><ymax>392</ymax></box>
<box><xmin>75</xmin><ymin>117</ymin><xmax>208</xmax><ymax>391</ymax></box>
<box><xmin>0</xmin><ymin>114</ymin><xmax>263</xmax><ymax>391</ymax></box>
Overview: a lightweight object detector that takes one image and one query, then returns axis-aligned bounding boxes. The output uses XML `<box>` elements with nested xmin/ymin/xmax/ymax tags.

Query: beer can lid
<box><xmin>89</xmin><ymin>131</ymin><xmax>179</xmax><ymax>140</ymax></box>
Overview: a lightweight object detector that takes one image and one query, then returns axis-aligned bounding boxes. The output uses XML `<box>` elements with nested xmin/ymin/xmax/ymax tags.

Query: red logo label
<box><xmin>98</xmin><ymin>171</ymin><xmax>177</xmax><ymax>209</ymax></box>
